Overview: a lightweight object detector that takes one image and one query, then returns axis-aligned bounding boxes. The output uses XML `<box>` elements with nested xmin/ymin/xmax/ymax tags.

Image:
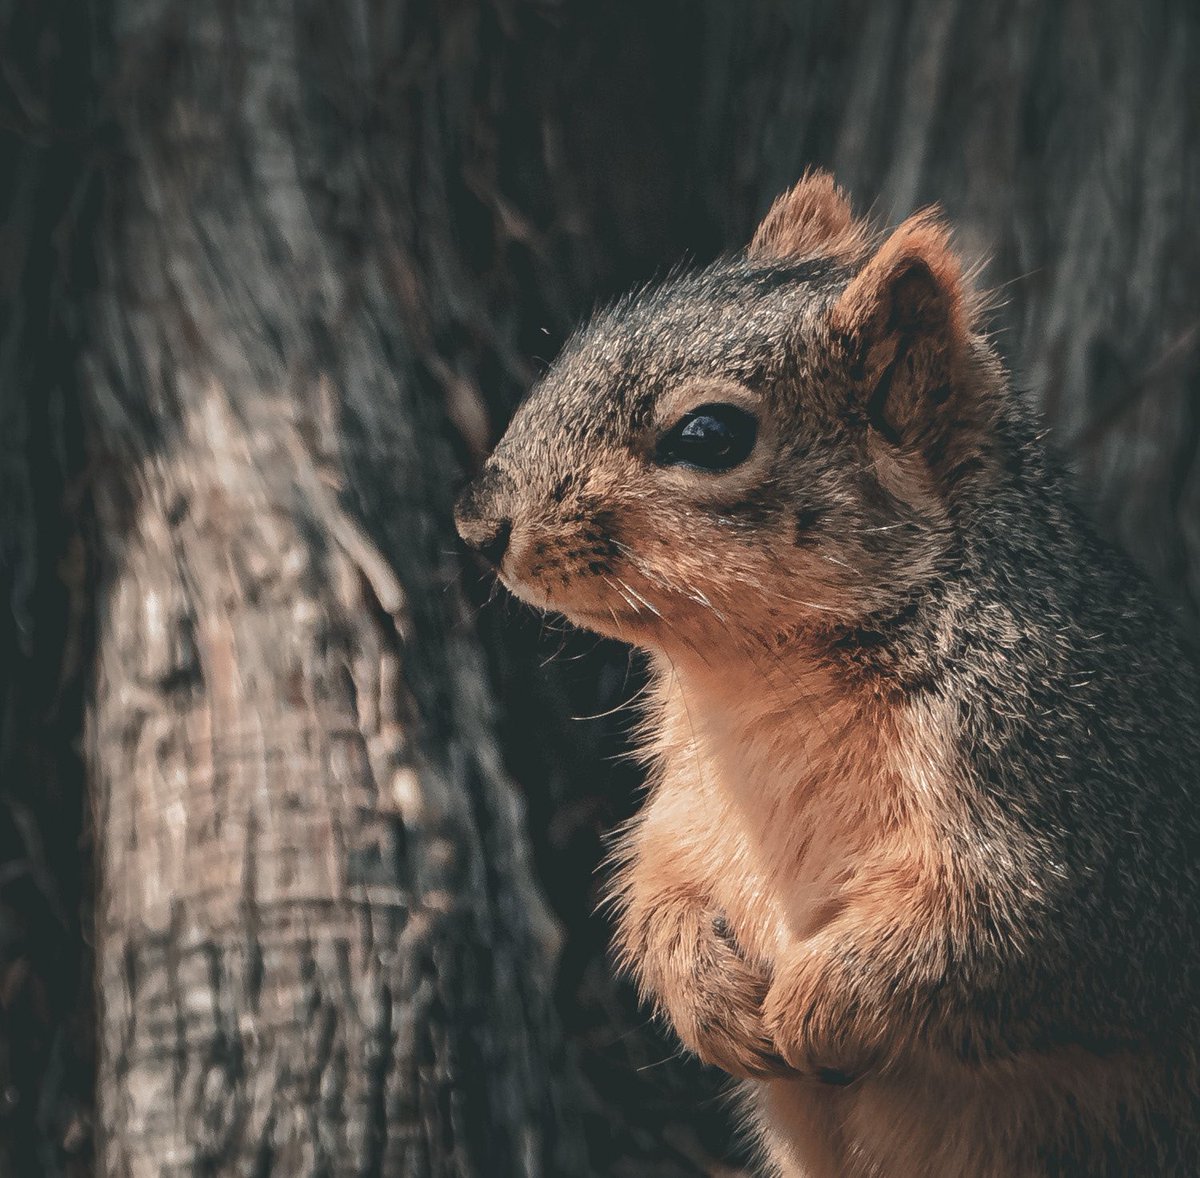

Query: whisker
<box><xmin>616</xmin><ymin>577</ymin><xmax>663</xmax><ymax>619</ymax></box>
<box><xmin>665</xmin><ymin>652</ymin><xmax>710</xmax><ymax>800</ymax></box>
<box><xmin>603</xmin><ymin>575</ymin><xmax>642</xmax><ymax>616</ymax></box>
<box><xmin>569</xmin><ymin>675</ymin><xmax>655</xmax><ymax>723</ymax></box>
<box><xmin>821</xmin><ymin>552</ymin><xmax>857</xmax><ymax>573</ymax></box>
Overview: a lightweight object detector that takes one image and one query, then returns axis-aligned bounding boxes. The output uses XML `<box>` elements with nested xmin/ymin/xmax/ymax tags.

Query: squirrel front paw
<box><xmin>760</xmin><ymin>949</ymin><xmax>890</xmax><ymax>1082</ymax></box>
<box><xmin>628</xmin><ymin>907</ymin><xmax>794</xmax><ymax>1080</ymax></box>
<box><xmin>669</xmin><ymin>920</ymin><xmax>793</xmax><ymax>1080</ymax></box>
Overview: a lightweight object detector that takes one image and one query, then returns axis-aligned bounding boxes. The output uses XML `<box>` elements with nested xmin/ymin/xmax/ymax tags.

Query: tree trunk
<box><xmin>88</xmin><ymin>3</ymin><xmax>582</xmax><ymax>1173</ymax></box>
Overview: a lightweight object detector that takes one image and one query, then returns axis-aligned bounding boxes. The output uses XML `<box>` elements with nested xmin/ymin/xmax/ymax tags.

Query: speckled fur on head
<box><xmin>457</xmin><ymin>171</ymin><xmax>1200</xmax><ymax>1176</ymax></box>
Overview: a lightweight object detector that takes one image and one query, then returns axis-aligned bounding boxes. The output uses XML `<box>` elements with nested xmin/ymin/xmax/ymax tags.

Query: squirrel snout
<box><xmin>455</xmin><ymin>476</ymin><xmax>513</xmax><ymax>568</ymax></box>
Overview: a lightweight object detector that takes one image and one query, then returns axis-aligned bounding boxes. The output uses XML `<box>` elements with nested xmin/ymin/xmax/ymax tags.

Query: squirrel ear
<box><xmin>748</xmin><ymin>171</ymin><xmax>868</xmax><ymax>264</ymax></box>
<box><xmin>829</xmin><ymin>210</ymin><xmax>970</xmax><ymax>443</ymax></box>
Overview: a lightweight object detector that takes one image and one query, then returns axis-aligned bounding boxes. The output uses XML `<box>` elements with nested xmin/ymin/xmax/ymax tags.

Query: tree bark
<box><xmin>0</xmin><ymin>2</ymin><xmax>98</xmax><ymax>1173</ymax></box>
<box><xmin>88</xmin><ymin>3</ymin><xmax>582</xmax><ymax>1173</ymax></box>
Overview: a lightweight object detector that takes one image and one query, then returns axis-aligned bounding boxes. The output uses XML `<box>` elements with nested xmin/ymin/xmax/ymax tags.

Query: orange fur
<box><xmin>747</xmin><ymin>170</ymin><xmax>871</xmax><ymax>265</ymax></box>
<box><xmin>831</xmin><ymin>209</ymin><xmax>1000</xmax><ymax>479</ymax></box>
<box><xmin>754</xmin><ymin>1045</ymin><xmax>1160</xmax><ymax>1178</ymax></box>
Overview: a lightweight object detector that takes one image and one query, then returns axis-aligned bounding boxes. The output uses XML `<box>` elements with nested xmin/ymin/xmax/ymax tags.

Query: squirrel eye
<box><xmin>656</xmin><ymin>403</ymin><xmax>758</xmax><ymax>471</ymax></box>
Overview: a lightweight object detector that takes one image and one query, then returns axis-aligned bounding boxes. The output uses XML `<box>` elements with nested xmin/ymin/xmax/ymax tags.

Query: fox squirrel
<box><xmin>455</xmin><ymin>172</ymin><xmax>1200</xmax><ymax>1177</ymax></box>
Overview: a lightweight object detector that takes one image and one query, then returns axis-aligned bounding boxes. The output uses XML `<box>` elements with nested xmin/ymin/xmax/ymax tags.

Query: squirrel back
<box><xmin>456</xmin><ymin>172</ymin><xmax>1200</xmax><ymax>1176</ymax></box>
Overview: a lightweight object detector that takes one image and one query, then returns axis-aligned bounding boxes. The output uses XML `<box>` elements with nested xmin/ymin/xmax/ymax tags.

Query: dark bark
<box><xmin>0</xmin><ymin>2</ymin><xmax>98</xmax><ymax>1173</ymax></box>
<box><xmin>0</xmin><ymin>0</ymin><xmax>1197</xmax><ymax>1174</ymax></box>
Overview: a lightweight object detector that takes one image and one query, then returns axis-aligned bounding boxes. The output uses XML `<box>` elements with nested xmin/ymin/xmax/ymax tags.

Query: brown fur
<box><xmin>456</xmin><ymin>172</ymin><xmax>1200</xmax><ymax>1175</ymax></box>
<box><xmin>748</xmin><ymin>171</ymin><xmax>871</xmax><ymax>266</ymax></box>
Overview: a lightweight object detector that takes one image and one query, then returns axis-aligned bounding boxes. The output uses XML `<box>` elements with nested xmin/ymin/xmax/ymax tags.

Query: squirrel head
<box><xmin>456</xmin><ymin>172</ymin><xmax>1000</xmax><ymax>658</ymax></box>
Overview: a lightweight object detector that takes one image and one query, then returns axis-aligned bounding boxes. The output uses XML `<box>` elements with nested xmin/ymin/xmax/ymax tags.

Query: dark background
<box><xmin>0</xmin><ymin>1</ymin><xmax>1197</xmax><ymax>1174</ymax></box>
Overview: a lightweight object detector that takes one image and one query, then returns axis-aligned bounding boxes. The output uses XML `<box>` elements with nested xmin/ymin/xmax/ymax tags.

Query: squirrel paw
<box><xmin>761</xmin><ymin>951</ymin><xmax>886</xmax><ymax>1082</ymax></box>
<box><xmin>672</xmin><ymin>966</ymin><xmax>794</xmax><ymax>1081</ymax></box>
<box><xmin>647</xmin><ymin>913</ymin><xmax>796</xmax><ymax>1081</ymax></box>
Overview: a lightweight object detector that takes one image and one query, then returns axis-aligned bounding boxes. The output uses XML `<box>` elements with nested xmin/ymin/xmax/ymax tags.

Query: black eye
<box><xmin>656</xmin><ymin>403</ymin><xmax>758</xmax><ymax>471</ymax></box>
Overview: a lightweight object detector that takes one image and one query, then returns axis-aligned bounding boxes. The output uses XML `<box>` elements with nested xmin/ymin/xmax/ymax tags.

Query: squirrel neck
<box><xmin>640</xmin><ymin>393</ymin><xmax>1084</xmax><ymax>810</ymax></box>
<box><xmin>652</xmin><ymin>567</ymin><xmax>956</xmax><ymax>710</ymax></box>
<box><xmin>647</xmin><ymin>578</ymin><xmax>942</xmax><ymax>765</ymax></box>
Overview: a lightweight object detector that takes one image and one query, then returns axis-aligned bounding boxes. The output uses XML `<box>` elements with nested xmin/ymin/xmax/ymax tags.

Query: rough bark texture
<box><xmin>88</xmin><ymin>3</ymin><xmax>582</xmax><ymax>1174</ymax></box>
<box><xmin>0</xmin><ymin>0</ymin><xmax>1197</xmax><ymax>1174</ymax></box>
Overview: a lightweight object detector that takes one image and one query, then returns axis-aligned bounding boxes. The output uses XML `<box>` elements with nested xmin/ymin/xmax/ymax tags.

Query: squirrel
<box><xmin>455</xmin><ymin>172</ymin><xmax>1200</xmax><ymax>1177</ymax></box>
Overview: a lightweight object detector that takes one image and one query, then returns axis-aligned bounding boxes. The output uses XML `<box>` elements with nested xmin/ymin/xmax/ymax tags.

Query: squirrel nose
<box><xmin>455</xmin><ymin>492</ymin><xmax>513</xmax><ymax>567</ymax></box>
<box><xmin>470</xmin><ymin>517</ymin><xmax>512</xmax><ymax>568</ymax></box>
<box><xmin>454</xmin><ymin>468</ymin><xmax>513</xmax><ymax>567</ymax></box>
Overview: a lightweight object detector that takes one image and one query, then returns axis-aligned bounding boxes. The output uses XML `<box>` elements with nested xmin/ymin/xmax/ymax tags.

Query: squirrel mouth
<box><xmin>497</xmin><ymin>568</ymin><xmax>657</xmax><ymax>640</ymax></box>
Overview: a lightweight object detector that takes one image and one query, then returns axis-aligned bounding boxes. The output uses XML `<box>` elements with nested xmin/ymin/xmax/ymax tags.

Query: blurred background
<box><xmin>0</xmin><ymin>1</ymin><xmax>1197</xmax><ymax>1174</ymax></box>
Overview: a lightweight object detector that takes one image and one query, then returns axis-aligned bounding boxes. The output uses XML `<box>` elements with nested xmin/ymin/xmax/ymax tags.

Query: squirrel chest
<box><xmin>641</xmin><ymin>651</ymin><xmax>958</xmax><ymax>971</ymax></box>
